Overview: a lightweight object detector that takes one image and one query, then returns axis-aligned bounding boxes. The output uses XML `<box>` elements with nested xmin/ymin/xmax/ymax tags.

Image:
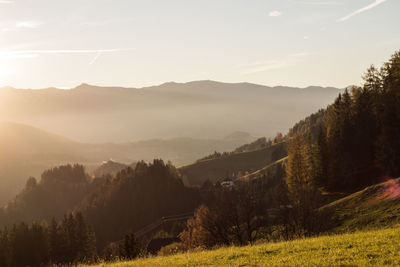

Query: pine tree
<box><xmin>0</xmin><ymin>228</ymin><xmax>10</xmax><ymax>267</ymax></box>
<box><xmin>74</xmin><ymin>212</ymin><xmax>97</xmax><ymax>263</ymax></box>
<box><xmin>351</xmin><ymin>85</ymin><xmax>380</xmax><ymax>186</ymax></box>
<box><xmin>49</xmin><ymin>217</ymin><xmax>62</xmax><ymax>264</ymax></box>
<box><xmin>377</xmin><ymin>51</ymin><xmax>400</xmax><ymax>177</ymax></box>
<box><xmin>121</xmin><ymin>233</ymin><xmax>141</xmax><ymax>260</ymax></box>
<box><xmin>325</xmin><ymin>89</ymin><xmax>356</xmax><ymax>190</ymax></box>
<box><xmin>286</xmin><ymin>134</ymin><xmax>313</xmax><ymax>205</ymax></box>
<box><xmin>286</xmin><ymin>134</ymin><xmax>320</xmax><ymax>235</ymax></box>
<box><xmin>326</xmin><ymin>94</ymin><xmax>344</xmax><ymax>190</ymax></box>
<box><xmin>313</xmin><ymin>126</ymin><xmax>328</xmax><ymax>188</ymax></box>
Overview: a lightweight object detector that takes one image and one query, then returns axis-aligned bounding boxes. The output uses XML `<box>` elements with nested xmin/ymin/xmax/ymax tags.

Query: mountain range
<box><xmin>0</xmin><ymin>81</ymin><xmax>341</xmax><ymax>143</ymax></box>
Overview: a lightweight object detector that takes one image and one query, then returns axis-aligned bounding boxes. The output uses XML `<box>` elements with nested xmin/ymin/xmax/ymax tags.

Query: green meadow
<box><xmin>86</xmin><ymin>226</ymin><xmax>400</xmax><ymax>267</ymax></box>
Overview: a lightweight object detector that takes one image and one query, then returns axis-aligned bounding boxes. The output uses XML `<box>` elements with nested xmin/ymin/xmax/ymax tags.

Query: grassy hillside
<box><xmin>179</xmin><ymin>142</ymin><xmax>288</xmax><ymax>186</ymax></box>
<box><xmin>244</xmin><ymin>156</ymin><xmax>288</xmax><ymax>180</ymax></box>
<box><xmin>323</xmin><ymin>178</ymin><xmax>400</xmax><ymax>232</ymax></box>
<box><xmin>86</xmin><ymin>227</ymin><xmax>400</xmax><ymax>266</ymax></box>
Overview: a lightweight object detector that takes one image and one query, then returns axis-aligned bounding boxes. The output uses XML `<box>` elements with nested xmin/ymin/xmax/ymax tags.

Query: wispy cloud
<box><xmin>0</xmin><ymin>48</ymin><xmax>136</xmax><ymax>64</ymax></box>
<box><xmin>88</xmin><ymin>51</ymin><xmax>101</xmax><ymax>65</ymax></box>
<box><xmin>16</xmin><ymin>21</ymin><xmax>42</xmax><ymax>29</ymax></box>
<box><xmin>240</xmin><ymin>60</ymin><xmax>289</xmax><ymax>74</ymax></box>
<box><xmin>337</xmin><ymin>0</ymin><xmax>388</xmax><ymax>22</ymax></box>
<box><xmin>269</xmin><ymin>11</ymin><xmax>282</xmax><ymax>17</ymax></box>
<box><xmin>3</xmin><ymin>48</ymin><xmax>134</xmax><ymax>55</ymax></box>
<box><xmin>239</xmin><ymin>52</ymin><xmax>311</xmax><ymax>75</ymax></box>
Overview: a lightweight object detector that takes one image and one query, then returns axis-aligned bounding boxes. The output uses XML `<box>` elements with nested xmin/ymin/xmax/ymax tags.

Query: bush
<box><xmin>158</xmin><ymin>242</ymin><xmax>185</xmax><ymax>256</ymax></box>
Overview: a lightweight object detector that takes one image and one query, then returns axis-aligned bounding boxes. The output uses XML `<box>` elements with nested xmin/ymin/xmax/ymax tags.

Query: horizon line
<box><xmin>0</xmin><ymin>80</ymin><xmax>347</xmax><ymax>91</ymax></box>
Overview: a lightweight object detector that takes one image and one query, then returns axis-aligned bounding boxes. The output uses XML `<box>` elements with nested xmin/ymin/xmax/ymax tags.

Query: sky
<box><xmin>0</xmin><ymin>0</ymin><xmax>399</xmax><ymax>89</ymax></box>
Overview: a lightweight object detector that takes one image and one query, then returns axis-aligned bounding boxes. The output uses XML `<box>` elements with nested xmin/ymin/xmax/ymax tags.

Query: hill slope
<box><xmin>0</xmin><ymin>122</ymin><xmax>85</xmax><ymax>205</ymax></box>
<box><xmin>179</xmin><ymin>142</ymin><xmax>288</xmax><ymax>186</ymax></box>
<box><xmin>244</xmin><ymin>156</ymin><xmax>288</xmax><ymax>180</ymax></box>
<box><xmin>323</xmin><ymin>178</ymin><xmax>400</xmax><ymax>232</ymax></box>
<box><xmin>0</xmin><ymin>122</ymin><xmax>252</xmax><ymax>206</ymax></box>
<box><xmin>85</xmin><ymin>227</ymin><xmax>400</xmax><ymax>267</ymax></box>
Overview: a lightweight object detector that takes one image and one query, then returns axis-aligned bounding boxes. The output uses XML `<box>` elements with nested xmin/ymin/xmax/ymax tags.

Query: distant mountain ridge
<box><xmin>0</xmin><ymin>81</ymin><xmax>341</xmax><ymax>143</ymax></box>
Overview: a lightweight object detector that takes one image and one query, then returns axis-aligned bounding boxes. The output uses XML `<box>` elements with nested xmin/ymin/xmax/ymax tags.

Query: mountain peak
<box><xmin>75</xmin><ymin>83</ymin><xmax>92</xmax><ymax>89</ymax></box>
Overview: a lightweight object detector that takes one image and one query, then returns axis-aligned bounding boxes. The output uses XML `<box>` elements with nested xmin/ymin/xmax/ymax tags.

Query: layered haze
<box><xmin>0</xmin><ymin>121</ymin><xmax>253</xmax><ymax>206</ymax></box>
<box><xmin>0</xmin><ymin>81</ymin><xmax>340</xmax><ymax>142</ymax></box>
<box><xmin>0</xmin><ymin>81</ymin><xmax>340</xmax><ymax>206</ymax></box>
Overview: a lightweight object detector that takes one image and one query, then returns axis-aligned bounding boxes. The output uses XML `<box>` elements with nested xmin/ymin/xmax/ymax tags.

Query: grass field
<box><xmin>86</xmin><ymin>226</ymin><xmax>400</xmax><ymax>266</ymax></box>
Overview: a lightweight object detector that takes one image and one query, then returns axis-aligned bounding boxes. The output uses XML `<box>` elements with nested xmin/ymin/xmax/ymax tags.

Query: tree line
<box><xmin>197</xmin><ymin>134</ymin><xmax>285</xmax><ymax>162</ymax></box>
<box><xmin>290</xmin><ymin>50</ymin><xmax>400</xmax><ymax>192</ymax></box>
<box><xmin>0</xmin><ymin>212</ymin><xmax>96</xmax><ymax>267</ymax></box>
<box><xmin>0</xmin><ymin>164</ymin><xmax>105</xmax><ymax>226</ymax></box>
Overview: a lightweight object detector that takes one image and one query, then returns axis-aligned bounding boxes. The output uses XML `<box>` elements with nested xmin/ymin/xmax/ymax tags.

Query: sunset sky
<box><xmin>0</xmin><ymin>0</ymin><xmax>399</xmax><ymax>89</ymax></box>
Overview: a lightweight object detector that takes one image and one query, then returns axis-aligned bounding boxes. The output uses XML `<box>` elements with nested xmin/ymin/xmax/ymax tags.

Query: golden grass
<box><xmin>85</xmin><ymin>227</ymin><xmax>400</xmax><ymax>267</ymax></box>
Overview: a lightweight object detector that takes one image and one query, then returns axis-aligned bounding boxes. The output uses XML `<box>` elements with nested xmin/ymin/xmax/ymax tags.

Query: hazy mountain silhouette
<box><xmin>0</xmin><ymin>81</ymin><xmax>341</xmax><ymax>143</ymax></box>
<box><xmin>0</xmin><ymin>122</ymin><xmax>254</xmax><ymax>206</ymax></box>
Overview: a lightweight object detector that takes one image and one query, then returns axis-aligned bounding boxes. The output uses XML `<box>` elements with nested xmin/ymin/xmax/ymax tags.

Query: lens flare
<box><xmin>378</xmin><ymin>178</ymin><xmax>400</xmax><ymax>201</ymax></box>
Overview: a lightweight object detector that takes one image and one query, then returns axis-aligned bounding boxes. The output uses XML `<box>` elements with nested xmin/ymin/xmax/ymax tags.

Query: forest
<box><xmin>0</xmin><ymin>50</ymin><xmax>399</xmax><ymax>266</ymax></box>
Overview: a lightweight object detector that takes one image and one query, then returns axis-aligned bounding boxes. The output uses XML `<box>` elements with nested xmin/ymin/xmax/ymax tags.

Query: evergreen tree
<box><xmin>286</xmin><ymin>134</ymin><xmax>320</xmax><ymax>235</ymax></box>
<box><xmin>9</xmin><ymin>223</ymin><xmax>49</xmax><ymax>267</ymax></box>
<box><xmin>0</xmin><ymin>228</ymin><xmax>10</xmax><ymax>267</ymax></box>
<box><xmin>48</xmin><ymin>217</ymin><xmax>64</xmax><ymax>264</ymax></box>
<box><xmin>121</xmin><ymin>233</ymin><xmax>141</xmax><ymax>260</ymax></box>
<box><xmin>377</xmin><ymin>51</ymin><xmax>400</xmax><ymax>177</ymax></box>
<box><xmin>313</xmin><ymin>126</ymin><xmax>328</xmax><ymax>187</ymax></box>
<box><xmin>75</xmin><ymin>212</ymin><xmax>97</xmax><ymax>263</ymax></box>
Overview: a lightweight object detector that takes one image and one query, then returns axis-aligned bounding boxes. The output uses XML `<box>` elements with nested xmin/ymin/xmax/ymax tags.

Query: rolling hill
<box><xmin>0</xmin><ymin>122</ymin><xmax>85</xmax><ymax>206</ymax></box>
<box><xmin>243</xmin><ymin>156</ymin><xmax>288</xmax><ymax>181</ymax></box>
<box><xmin>0</xmin><ymin>122</ymin><xmax>253</xmax><ymax>206</ymax></box>
<box><xmin>179</xmin><ymin>141</ymin><xmax>288</xmax><ymax>186</ymax></box>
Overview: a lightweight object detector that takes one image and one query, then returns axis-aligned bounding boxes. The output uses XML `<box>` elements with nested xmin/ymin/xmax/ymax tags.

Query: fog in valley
<box><xmin>0</xmin><ymin>81</ymin><xmax>340</xmax><ymax>205</ymax></box>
